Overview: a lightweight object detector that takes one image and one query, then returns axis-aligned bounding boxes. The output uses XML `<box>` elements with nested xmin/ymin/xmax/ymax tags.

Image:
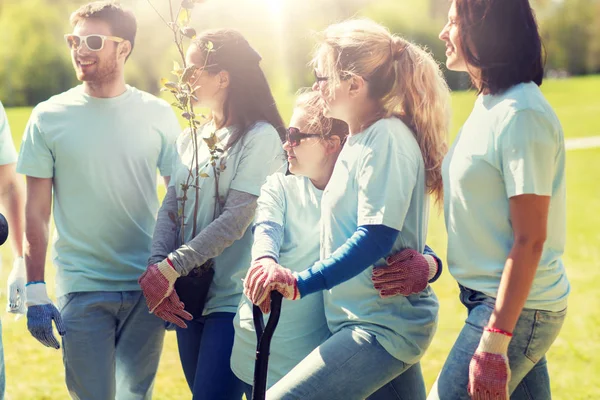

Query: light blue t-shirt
<box><xmin>231</xmin><ymin>173</ymin><xmax>331</xmax><ymax>386</ymax></box>
<box><xmin>17</xmin><ymin>85</ymin><xmax>180</xmax><ymax>297</ymax></box>
<box><xmin>320</xmin><ymin>117</ymin><xmax>439</xmax><ymax>364</ymax></box>
<box><xmin>0</xmin><ymin>102</ymin><xmax>18</xmax><ymax>165</ymax></box>
<box><xmin>443</xmin><ymin>82</ymin><xmax>569</xmax><ymax>312</ymax></box>
<box><xmin>170</xmin><ymin>121</ymin><xmax>285</xmax><ymax>315</ymax></box>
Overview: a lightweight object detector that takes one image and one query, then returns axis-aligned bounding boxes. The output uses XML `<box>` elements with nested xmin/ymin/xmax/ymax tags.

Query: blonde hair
<box><xmin>294</xmin><ymin>90</ymin><xmax>348</xmax><ymax>141</ymax></box>
<box><xmin>311</xmin><ymin>19</ymin><xmax>451</xmax><ymax>203</ymax></box>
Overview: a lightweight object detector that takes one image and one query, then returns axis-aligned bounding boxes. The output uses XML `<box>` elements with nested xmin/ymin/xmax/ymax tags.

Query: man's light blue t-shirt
<box><xmin>443</xmin><ymin>82</ymin><xmax>569</xmax><ymax>312</ymax></box>
<box><xmin>0</xmin><ymin>102</ymin><xmax>18</xmax><ymax>165</ymax></box>
<box><xmin>17</xmin><ymin>85</ymin><xmax>181</xmax><ymax>297</ymax></box>
<box><xmin>170</xmin><ymin>121</ymin><xmax>285</xmax><ymax>315</ymax></box>
<box><xmin>232</xmin><ymin>173</ymin><xmax>330</xmax><ymax>387</ymax></box>
<box><xmin>320</xmin><ymin>117</ymin><xmax>439</xmax><ymax>364</ymax></box>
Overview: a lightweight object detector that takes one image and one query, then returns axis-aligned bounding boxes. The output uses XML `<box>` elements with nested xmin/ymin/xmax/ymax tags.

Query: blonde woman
<box><xmin>244</xmin><ymin>19</ymin><xmax>450</xmax><ymax>399</ymax></box>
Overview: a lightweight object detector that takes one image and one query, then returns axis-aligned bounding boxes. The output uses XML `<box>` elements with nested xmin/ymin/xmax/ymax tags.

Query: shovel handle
<box><xmin>252</xmin><ymin>291</ymin><xmax>284</xmax><ymax>400</ymax></box>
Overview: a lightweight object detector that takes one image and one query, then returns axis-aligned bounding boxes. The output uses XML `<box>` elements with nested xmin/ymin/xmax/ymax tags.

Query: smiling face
<box><xmin>70</xmin><ymin>18</ymin><xmax>125</xmax><ymax>84</ymax></box>
<box><xmin>439</xmin><ymin>1</ymin><xmax>468</xmax><ymax>72</ymax></box>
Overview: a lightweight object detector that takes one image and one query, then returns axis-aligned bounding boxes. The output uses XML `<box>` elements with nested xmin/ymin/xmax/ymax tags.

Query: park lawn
<box><xmin>1</xmin><ymin>75</ymin><xmax>599</xmax><ymax>398</ymax></box>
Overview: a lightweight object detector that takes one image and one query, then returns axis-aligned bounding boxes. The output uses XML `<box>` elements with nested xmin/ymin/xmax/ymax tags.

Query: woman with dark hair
<box><xmin>403</xmin><ymin>0</ymin><xmax>567</xmax><ymax>399</ymax></box>
<box><xmin>139</xmin><ymin>29</ymin><xmax>286</xmax><ymax>399</ymax></box>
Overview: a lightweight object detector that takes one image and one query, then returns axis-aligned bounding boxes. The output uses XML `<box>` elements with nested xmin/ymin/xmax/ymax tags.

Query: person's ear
<box><xmin>118</xmin><ymin>40</ymin><xmax>132</xmax><ymax>61</ymax></box>
<box><xmin>348</xmin><ymin>75</ymin><xmax>366</xmax><ymax>98</ymax></box>
<box><xmin>218</xmin><ymin>70</ymin><xmax>230</xmax><ymax>89</ymax></box>
<box><xmin>324</xmin><ymin>135</ymin><xmax>342</xmax><ymax>155</ymax></box>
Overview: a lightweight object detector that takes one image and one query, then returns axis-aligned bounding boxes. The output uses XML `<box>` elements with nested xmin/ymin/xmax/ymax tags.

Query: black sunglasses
<box><xmin>286</xmin><ymin>127</ymin><xmax>321</xmax><ymax>147</ymax></box>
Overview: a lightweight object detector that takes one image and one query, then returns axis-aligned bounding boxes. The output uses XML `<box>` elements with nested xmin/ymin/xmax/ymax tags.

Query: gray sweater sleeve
<box><xmin>169</xmin><ymin>189</ymin><xmax>258</xmax><ymax>275</ymax></box>
<box><xmin>148</xmin><ymin>186</ymin><xmax>179</xmax><ymax>266</ymax></box>
<box><xmin>251</xmin><ymin>221</ymin><xmax>284</xmax><ymax>263</ymax></box>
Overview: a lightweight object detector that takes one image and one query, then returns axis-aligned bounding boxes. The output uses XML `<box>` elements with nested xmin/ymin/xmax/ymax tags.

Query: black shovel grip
<box><xmin>252</xmin><ymin>291</ymin><xmax>284</xmax><ymax>400</ymax></box>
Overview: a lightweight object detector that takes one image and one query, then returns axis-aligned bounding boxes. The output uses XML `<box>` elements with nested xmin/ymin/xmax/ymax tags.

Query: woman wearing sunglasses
<box><xmin>232</xmin><ymin>91</ymin><xmax>441</xmax><ymax>399</ymax></box>
<box><xmin>139</xmin><ymin>28</ymin><xmax>286</xmax><ymax>399</ymax></box>
<box><xmin>244</xmin><ymin>18</ymin><xmax>450</xmax><ymax>399</ymax></box>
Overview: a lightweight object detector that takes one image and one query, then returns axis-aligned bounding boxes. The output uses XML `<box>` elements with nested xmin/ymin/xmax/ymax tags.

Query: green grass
<box><xmin>450</xmin><ymin>75</ymin><xmax>600</xmax><ymax>138</ymax></box>
<box><xmin>1</xmin><ymin>75</ymin><xmax>600</xmax><ymax>399</ymax></box>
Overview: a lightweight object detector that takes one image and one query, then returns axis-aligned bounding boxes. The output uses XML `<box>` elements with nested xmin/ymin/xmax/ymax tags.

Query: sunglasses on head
<box><xmin>286</xmin><ymin>127</ymin><xmax>321</xmax><ymax>147</ymax></box>
<box><xmin>64</xmin><ymin>34</ymin><xmax>124</xmax><ymax>52</ymax></box>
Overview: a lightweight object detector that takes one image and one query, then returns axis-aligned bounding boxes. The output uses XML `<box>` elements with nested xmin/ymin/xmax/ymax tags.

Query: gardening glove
<box><xmin>7</xmin><ymin>257</ymin><xmax>26</xmax><ymax>315</ymax></box>
<box><xmin>139</xmin><ymin>257</ymin><xmax>180</xmax><ymax>313</ymax></box>
<box><xmin>372</xmin><ymin>248</ymin><xmax>439</xmax><ymax>297</ymax></box>
<box><xmin>26</xmin><ymin>282</ymin><xmax>66</xmax><ymax>349</ymax></box>
<box><xmin>468</xmin><ymin>327</ymin><xmax>512</xmax><ymax>400</ymax></box>
<box><xmin>153</xmin><ymin>291</ymin><xmax>193</xmax><ymax>329</ymax></box>
<box><xmin>243</xmin><ymin>258</ymin><xmax>299</xmax><ymax>314</ymax></box>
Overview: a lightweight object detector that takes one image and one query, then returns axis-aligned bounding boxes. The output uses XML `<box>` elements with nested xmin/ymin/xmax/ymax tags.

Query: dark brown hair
<box><xmin>455</xmin><ymin>0</ymin><xmax>544</xmax><ymax>94</ymax></box>
<box><xmin>294</xmin><ymin>90</ymin><xmax>348</xmax><ymax>141</ymax></box>
<box><xmin>70</xmin><ymin>1</ymin><xmax>137</xmax><ymax>60</ymax></box>
<box><xmin>190</xmin><ymin>29</ymin><xmax>285</xmax><ymax>149</ymax></box>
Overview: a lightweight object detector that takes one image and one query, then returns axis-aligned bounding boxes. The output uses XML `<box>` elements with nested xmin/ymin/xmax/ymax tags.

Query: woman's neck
<box><xmin>309</xmin><ymin>156</ymin><xmax>338</xmax><ymax>191</ymax></box>
<box><xmin>346</xmin><ymin>100</ymin><xmax>383</xmax><ymax>135</ymax></box>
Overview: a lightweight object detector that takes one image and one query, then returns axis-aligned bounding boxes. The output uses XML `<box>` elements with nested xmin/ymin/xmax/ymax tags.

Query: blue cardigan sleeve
<box><xmin>296</xmin><ymin>224</ymin><xmax>399</xmax><ymax>297</ymax></box>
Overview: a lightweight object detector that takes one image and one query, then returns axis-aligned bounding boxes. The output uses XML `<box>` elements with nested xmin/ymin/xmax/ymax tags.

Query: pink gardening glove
<box><xmin>372</xmin><ymin>249</ymin><xmax>438</xmax><ymax>297</ymax></box>
<box><xmin>153</xmin><ymin>291</ymin><xmax>193</xmax><ymax>329</ymax></box>
<box><xmin>243</xmin><ymin>258</ymin><xmax>299</xmax><ymax>314</ymax></box>
<box><xmin>468</xmin><ymin>327</ymin><xmax>512</xmax><ymax>400</ymax></box>
<box><xmin>138</xmin><ymin>258</ymin><xmax>181</xmax><ymax>313</ymax></box>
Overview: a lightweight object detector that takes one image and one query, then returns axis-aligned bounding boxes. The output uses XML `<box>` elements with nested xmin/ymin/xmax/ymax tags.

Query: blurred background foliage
<box><xmin>0</xmin><ymin>0</ymin><xmax>599</xmax><ymax>107</ymax></box>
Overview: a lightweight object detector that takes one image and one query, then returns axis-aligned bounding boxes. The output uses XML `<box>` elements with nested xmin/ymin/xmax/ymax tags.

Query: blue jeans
<box><xmin>57</xmin><ymin>291</ymin><xmax>165</xmax><ymax>400</ymax></box>
<box><xmin>0</xmin><ymin>319</ymin><xmax>5</xmax><ymax>400</ymax></box>
<box><xmin>428</xmin><ymin>285</ymin><xmax>567</xmax><ymax>400</ymax></box>
<box><xmin>267</xmin><ymin>328</ymin><xmax>426</xmax><ymax>400</ymax></box>
<box><xmin>176</xmin><ymin>312</ymin><xmax>247</xmax><ymax>400</ymax></box>
<box><xmin>239</xmin><ymin>358</ymin><xmax>424</xmax><ymax>400</ymax></box>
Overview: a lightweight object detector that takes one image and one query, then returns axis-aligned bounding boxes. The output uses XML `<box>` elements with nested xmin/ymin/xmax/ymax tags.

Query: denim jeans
<box><xmin>0</xmin><ymin>319</ymin><xmax>5</xmax><ymax>400</ymax></box>
<box><xmin>57</xmin><ymin>291</ymin><xmax>165</xmax><ymax>400</ymax></box>
<box><xmin>427</xmin><ymin>285</ymin><xmax>567</xmax><ymax>400</ymax></box>
<box><xmin>176</xmin><ymin>312</ymin><xmax>248</xmax><ymax>400</ymax></box>
<box><xmin>267</xmin><ymin>327</ymin><xmax>426</xmax><ymax>400</ymax></box>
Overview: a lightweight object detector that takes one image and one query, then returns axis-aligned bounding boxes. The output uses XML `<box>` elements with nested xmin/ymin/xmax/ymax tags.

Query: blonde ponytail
<box><xmin>312</xmin><ymin>19</ymin><xmax>451</xmax><ymax>204</ymax></box>
<box><xmin>387</xmin><ymin>39</ymin><xmax>451</xmax><ymax>204</ymax></box>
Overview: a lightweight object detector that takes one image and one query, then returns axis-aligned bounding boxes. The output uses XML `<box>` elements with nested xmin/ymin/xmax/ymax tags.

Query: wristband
<box><xmin>25</xmin><ymin>281</ymin><xmax>46</xmax><ymax>287</ymax></box>
<box><xmin>485</xmin><ymin>327</ymin><xmax>513</xmax><ymax>337</ymax></box>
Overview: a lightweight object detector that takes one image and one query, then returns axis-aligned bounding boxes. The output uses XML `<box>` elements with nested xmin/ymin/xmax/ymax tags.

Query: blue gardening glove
<box><xmin>25</xmin><ymin>283</ymin><xmax>66</xmax><ymax>349</ymax></box>
<box><xmin>7</xmin><ymin>257</ymin><xmax>27</xmax><ymax>315</ymax></box>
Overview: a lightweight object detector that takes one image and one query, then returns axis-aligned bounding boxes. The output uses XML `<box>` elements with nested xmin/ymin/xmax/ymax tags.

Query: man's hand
<box><xmin>25</xmin><ymin>283</ymin><xmax>66</xmax><ymax>349</ymax></box>
<box><xmin>7</xmin><ymin>257</ymin><xmax>26</xmax><ymax>314</ymax></box>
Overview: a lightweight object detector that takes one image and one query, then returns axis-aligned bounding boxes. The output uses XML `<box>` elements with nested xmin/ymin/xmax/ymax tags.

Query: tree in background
<box><xmin>0</xmin><ymin>0</ymin><xmax>76</xmax><ymax>107</ymax></box>
<box><xmin>0</xmin><ymin>0</ymin><xmax>599</xmax><ymax>107</ymax></box>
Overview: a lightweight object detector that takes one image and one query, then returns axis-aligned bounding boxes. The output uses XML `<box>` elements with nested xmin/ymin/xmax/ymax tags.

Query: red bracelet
<box><xmin>485</xmin><ymin>327</ymin><xmax>513</xmax><ymax>337</ymax></box>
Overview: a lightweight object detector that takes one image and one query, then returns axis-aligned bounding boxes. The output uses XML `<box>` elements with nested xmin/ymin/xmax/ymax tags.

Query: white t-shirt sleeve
<box><xmin>230</xmin><ymin>123</ymin><xmax>284</xmax><ymax>196</ymax></box>
<box><xmin>0</xmin><ymin>102</ymin><xmax>18</xmax><ymax>166</ymax></box>
<box><xmin>157</xmin><ymin>105</ymin><xmax>182</xmax><ymax>177</ymax></box>
<box><xmin>254</xmin><ymin>173</ymin><xmax>286</xmax><ymax>227</ymax></box>
<box><xmin>497</xmin><ymin>110</ymin><xmax>558</xmax><ymax>198</ymax></box>
<box><xmin>16</xmin><ymin>109</ymin><xmax>54</xmax><ymax>178</ymax></box>
<box><xmin>356</xmin><ymin>128</ymin><xmax>418</xmax><ymax>230</ymax></box>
